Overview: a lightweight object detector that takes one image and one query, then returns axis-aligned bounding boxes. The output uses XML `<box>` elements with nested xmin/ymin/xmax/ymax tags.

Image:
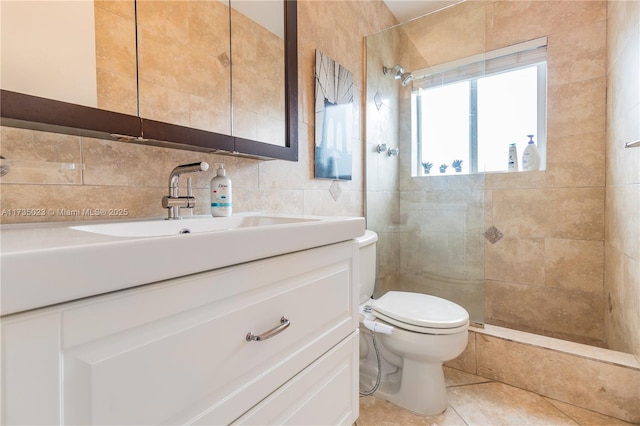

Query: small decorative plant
<box><xmin>421</xmin><ymin>162</ymin><xmax>433</xmax><ymax>174</ymax></box>
<box><xmin>452</xmin><ymin>159</ymin><xmax>463</xmax><ymax>172</ymax></box>
<box><xmin>439</xmin><ymin>163</ymin><xmax>448</xmax><ymax>173</ymax></box>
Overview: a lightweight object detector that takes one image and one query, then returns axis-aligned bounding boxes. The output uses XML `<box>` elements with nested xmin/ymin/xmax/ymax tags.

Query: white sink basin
<box><xmin>1</xmin><ymin>213</ymin><xmax>365</xmax><ymax>316</ymax></box>
<box><xmin>70</xmin><ymin>214</ymin><xmax>318</xmax><ymax>237</ymax></box>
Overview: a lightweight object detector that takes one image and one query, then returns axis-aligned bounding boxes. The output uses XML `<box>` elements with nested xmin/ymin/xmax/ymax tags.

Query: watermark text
<box><xmin>1</xmin><ymin>208</ymin><xmax>130</xmax><ymax>218</ymax></box>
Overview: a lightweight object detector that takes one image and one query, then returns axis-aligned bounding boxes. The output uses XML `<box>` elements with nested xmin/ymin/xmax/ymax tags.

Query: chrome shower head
<box><xmin>401</xmin><ymin>72</ymin><xmax>413</xmax><ymax>86</ymax></box>
<box><xmin>383</xmin><ymin>64</ymin><xmax>405</xmax><ymax>79</ymax></box>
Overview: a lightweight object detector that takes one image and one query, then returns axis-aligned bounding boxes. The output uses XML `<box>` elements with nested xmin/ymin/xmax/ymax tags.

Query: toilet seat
<box><xmin>372</xmin><ymin>291</ymin><xmax>469</xmax><ymax>335</ymax></box>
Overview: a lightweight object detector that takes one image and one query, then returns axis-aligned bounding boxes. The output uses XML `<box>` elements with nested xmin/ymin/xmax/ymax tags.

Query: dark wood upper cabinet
<box><xmin>0</xmin><ymin>0</ymin><xmax>298</xmax><ymax>161</ymax></box>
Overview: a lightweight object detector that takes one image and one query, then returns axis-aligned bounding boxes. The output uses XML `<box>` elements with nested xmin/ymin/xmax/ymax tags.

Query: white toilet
<box><xmin>357</xmin><ymin>230</ymin><xmax>469</xmax><ymax>415</ymax></box>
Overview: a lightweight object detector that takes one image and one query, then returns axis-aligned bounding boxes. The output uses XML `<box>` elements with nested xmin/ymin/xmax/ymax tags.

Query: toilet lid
<box><xmin>373</xmin><ymin>291</ymin><xmax>469</xmax><ymax>329</ymax></box>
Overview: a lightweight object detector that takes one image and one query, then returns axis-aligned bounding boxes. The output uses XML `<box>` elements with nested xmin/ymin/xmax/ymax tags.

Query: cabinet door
<box><xmin>230</xmin><ymin>0</ymin><xmax>286</xmax><ymax>146</ymax></box>
<box><xmin>136</xmin><ymin>1</ymin><xmax>232</xmax><ymax>135</ymax></box>
<box><xmin>1</xmin><ymin>312</ymin><xmax>61</xmax><ymax>425</ymax></box>
<box><xmin>0</xmin><ymin>1</ymin><xmax>137</xmax><ymax>116</ymax></box>
<box><xmin>136</xmin><ymin>1</ymin><xmax>289</xmax><ymax>145</ymax></box>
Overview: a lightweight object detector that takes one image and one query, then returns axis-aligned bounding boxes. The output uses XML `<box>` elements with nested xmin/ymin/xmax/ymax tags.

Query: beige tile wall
<box><xmin>0</xmin><ymin>1</ymin><xmax>397</xmax><ymax>225</ymax></box>
<box><xmin>605</xmin><ymin>1</ymin><xmax>640</xmax><ymax>359</ymax></box>
<box><xmin>376</xmin><ymin>0</ymin><xmax>636</xmax><ymax>354</ymax></box>
<box><xmin>367</xmin><ymin>1</ymin><xmax>610</xmax><ymax>346</ymax></box>
<box><xmin>482</xmin><ymin>0</ymin><xmax>608</xmax><ymax>347</ymax></box>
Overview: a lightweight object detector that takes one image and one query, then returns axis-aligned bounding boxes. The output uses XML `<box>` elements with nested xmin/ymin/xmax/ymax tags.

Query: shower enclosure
<box><xmin>364</xmin><ymin>0</ymin><xmax>639</xmax><ymax>355</ymax></box>
<box><xmin>365</xmin><ymin>2</ymin><xmax>487</xmax><ymax>325</ymax></box>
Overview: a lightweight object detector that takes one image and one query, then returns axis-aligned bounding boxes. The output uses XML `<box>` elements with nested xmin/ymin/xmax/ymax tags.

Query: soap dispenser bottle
<box><xmin>521</xmin><ymin>135</ymin><xmax>541</xmax><ymax>171</ymax></box>
<box><xmin>210</xmin><ymin>164</ymin><xmax>232</xmax><ymax>217</ymax></box>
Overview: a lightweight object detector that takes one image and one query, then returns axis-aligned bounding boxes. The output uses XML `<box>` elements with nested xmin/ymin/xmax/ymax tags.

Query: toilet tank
<box><xmin>356</xmin><ymin>230</ymin><xmax>378</xmax><ymax>304</ymax></box>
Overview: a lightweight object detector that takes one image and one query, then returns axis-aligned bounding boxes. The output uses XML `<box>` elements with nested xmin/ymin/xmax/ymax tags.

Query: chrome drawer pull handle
<box><xmin>246</xmin><ymin>316</ymin><xmax>290</xmax><ymax>342</ymax></box>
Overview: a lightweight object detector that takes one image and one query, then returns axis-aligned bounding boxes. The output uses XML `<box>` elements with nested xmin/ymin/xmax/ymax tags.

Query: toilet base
<box><xmin>365</xmin><ymin>359</ymin><xmax>448</xmax><ymax>416</ymax></box>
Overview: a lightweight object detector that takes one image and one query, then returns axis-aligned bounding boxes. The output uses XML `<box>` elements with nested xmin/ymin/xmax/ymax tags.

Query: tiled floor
<box><xmin>356</xmin><ymin>367</ymin><xmax>636</xmax><ymax>426</ymax></box>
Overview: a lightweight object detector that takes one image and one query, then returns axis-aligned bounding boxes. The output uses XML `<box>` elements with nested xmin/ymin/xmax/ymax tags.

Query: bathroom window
<box><xmin>412</xmin><ymin>38</ymin><xmax>547</xmax><ymax>175</ymax></box>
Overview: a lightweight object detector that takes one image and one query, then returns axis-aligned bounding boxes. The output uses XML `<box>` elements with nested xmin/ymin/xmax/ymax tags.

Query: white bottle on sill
<box><xmin>521</xmin><ymin>135</ymin><xmax>541</xmax><ymax>171</ymax></box>
<box><xmin>508</xmin><ymin>143</ymin><xmax>519</xmax><ymax>172</ymax></box>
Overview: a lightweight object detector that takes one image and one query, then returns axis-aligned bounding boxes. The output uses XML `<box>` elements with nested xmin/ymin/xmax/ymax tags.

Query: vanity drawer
<box><xmin>232</xmin><ymin>331</ymin><xmax>359</xmax><ymax>425</ymax></box>
<box><xmin>60</xmin><ymin>241</ymin><xmax>357</xmax><ymax>425</ymax></box>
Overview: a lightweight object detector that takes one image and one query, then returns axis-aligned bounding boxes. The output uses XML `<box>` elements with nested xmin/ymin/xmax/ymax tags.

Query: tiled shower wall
<box><xmin>605</xmin><ymin>1</ymin><xmax>640</xmax><ymax>358</ymax></box>
<box><xmin>368</xmin><ymin>1</ymin><xmax>611</xmax><ymax>347</ymax></box>
<box><xmin>482</xmin><ymin>0</ymin><xmax>608</xmax><ymax>347</ymax></box>
<box><xmin>0</xmin><ymin>1</ymin><xmax>397</xmax><ymax>224</ymax></box>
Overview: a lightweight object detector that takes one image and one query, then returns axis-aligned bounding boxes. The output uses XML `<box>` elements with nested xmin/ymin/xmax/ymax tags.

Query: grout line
<box><xmin>537</xmin><ymin>395</ymin><xmax>582</xmax><ymax>425</ymax></box>
<box><xmin>543</xmin><ymin>397</ymin><xmax>585</xmax><ymax>426</ymax></box>
<box><xmin>446</xmin><ymin>402</ymin><xmax>470</xmax><ymax>426</ymax></box>
<box><xmin>446</xmin><ymin>379</ymin><xmax>493</xmax><ymax>388</ymax></box>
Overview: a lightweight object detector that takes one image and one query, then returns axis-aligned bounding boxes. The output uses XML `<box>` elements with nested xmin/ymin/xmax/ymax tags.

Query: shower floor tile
<box><xmin>356</xmin><ymin>367</ymin><xmax>635</xmax><ymax>426</ymax></box>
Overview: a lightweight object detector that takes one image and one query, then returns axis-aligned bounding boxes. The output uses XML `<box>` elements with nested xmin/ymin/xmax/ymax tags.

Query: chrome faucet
<box><xmin>162</xmin><ymin>162</ymin><xmax>209</xmax><ymax>220</ymax></box>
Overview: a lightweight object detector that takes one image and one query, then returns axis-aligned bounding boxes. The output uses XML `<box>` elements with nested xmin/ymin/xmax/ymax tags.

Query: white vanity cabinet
<box><xmin>1</xmin><ymin>240</ymin><xmax>359</xmax><ymax>425</ymax></box>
